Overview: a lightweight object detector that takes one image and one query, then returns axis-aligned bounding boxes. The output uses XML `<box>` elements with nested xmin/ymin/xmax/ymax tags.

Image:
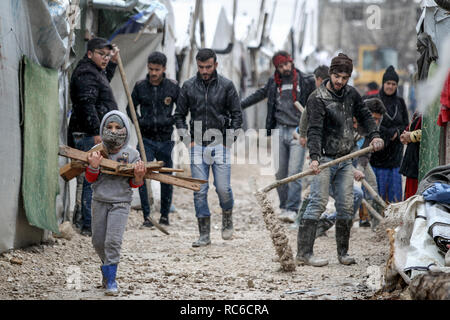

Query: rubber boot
<box><xmin>296</xmin><ymin>219</ymin><xmax>328</xmax><ymax>267</ymax></box>
<box><xmin>101</xmin><ymin>264</ymin><xmax>118</xmax><ymax>296</ymax></box>
<box><xmin>192</xmin><ymin>217</ymin><xmax>211</xmax><ymax>247</ymax></box>
<box><xmin>315</xmin><ymin>217</ymin><xmax>334</xmax><ymax>238</ymax></box>
<box><xmin>222</xmin><ymin>209</ymin><xmax>233</xmax><ymax>240</ymax></box>
<box><xmin>335</xmin><ymin>219</ymin><xmax>356</xmax><ymax>265</ymax></box>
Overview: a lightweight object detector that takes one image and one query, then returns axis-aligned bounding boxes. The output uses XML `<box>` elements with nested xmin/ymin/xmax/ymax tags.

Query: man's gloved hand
<box><xmin>422</xmin><ymin>182</ymin><xmax>450</xmax><ymax>204</ymax></box>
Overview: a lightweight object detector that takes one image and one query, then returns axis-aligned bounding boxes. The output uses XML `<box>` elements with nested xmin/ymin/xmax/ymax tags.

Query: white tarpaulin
<box><xmin>384</xmin><ymin>195</ymin><xmax>448</xmax><ymax>284</ymax></box>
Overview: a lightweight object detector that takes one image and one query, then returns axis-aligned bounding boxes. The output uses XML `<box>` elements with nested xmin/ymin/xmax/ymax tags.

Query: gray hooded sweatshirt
<box><xmin>90</xmin><ymin>110</ymin><xmax>141</xmax><ymax>203</ymax></box>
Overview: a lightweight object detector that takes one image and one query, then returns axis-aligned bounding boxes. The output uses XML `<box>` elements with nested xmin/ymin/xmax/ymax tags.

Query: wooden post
<box><xmin>360</xmin><ymin>178</ymin><xmax>387</xmax><ymax>209</ymax></box>
<box><xmin>116</xmin><ymin>52</ymin><xmax>169</xmax><ymax>235</ymax></box>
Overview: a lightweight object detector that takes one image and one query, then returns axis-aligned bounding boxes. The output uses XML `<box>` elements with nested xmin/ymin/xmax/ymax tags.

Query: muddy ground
<box><xmin>0</xmin><ymin>160</ymin><xmax>405</xmax><ymax>300</ymax></box>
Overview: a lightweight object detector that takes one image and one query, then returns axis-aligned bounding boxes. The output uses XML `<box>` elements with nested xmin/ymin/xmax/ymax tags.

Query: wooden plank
<box><xmin>147</xmin><ymin>172</ymin><xmax>203</xmax><ymax>191</ymax></box>
<box><xmin>58</xmin><ymin>145</ymin><xmax>204</xmax><ymax>191</ymax></box>
<box><xmin>59</xmin><ymin>145</ymin><xmax>119</xmax><ymax>170</ymax></box>
<box><xmin>156</xmin><ymin>168</ymin><xmax>184</xmax><ymax>173</ymax></box>
<box><xmin>59</xmin><ymin>161</ymin><xmax>86</xmax><ymax>181</ymax></box>
<box><xmin>117</xmin><ymin>161</ymin><xmax>165</xmax><ymax>173</ymax></box>
<box><xmin>59</xmin><ymin>145</ymin><xmax>164</xmax><ymax>172</ymax></box>
<box><xmin>173</xmin><ymin>175</ymin><xmax>208</xmax><ymax>184</ymax></box>
<box><xmin>99</xmin><ymin>169</ymin><xmax>204</xmax><ymax>191</ymax></box>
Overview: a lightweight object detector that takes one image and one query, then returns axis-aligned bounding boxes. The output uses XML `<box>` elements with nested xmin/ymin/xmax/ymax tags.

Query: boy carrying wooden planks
<box><xmin>85</xmin><ymin>110</ymin><xmax>146</xmax><ymax>296</ymax></box>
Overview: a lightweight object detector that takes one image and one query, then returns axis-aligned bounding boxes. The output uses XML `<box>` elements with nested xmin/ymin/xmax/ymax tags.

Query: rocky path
<box><xmin>0</xmin><ymin>162</ymin><xmax>392</xmax><ymax>300</ymax></box>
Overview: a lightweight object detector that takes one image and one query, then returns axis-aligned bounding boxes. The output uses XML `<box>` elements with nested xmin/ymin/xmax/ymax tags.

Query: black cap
<box><xmin>87</xmin><ymin>37</ymin><xmax>113</xmax><ymax>52</ymax></box>
<box><xmin>382</xmin><ymin>65</ymin><xmax>399</xmax><ymax>84</ymax></box>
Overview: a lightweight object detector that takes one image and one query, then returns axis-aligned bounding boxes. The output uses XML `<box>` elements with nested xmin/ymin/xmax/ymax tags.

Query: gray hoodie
<box><xmin>91</xmin><ymin>110</ymin><xmax>141</xmax><ymax>203</ymax></box>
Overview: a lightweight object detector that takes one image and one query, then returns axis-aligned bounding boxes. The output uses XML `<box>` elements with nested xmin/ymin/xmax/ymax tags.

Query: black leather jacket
<box><xmin>174</xmin><ymin>71</ymin><xmax>242</xmax><ymax>146</ymax></box>
<box><xmin>307</xmin><ymin>80</ymin><xmax>380</xmax><ymax>162</ymax></box>
<box><xmin>240</xmin><ymin>69</ymin><xmax>315</xmax><ymax>135</ymax></box>
<box><xmin>127</xmin><ymin>74</ymin><xmax>179</xmax><ymax>141</ymax></box>
<box><xmin>68</xmin><ymin>55</ymin><xmax>118</xmax><ymax>138</ymax></box>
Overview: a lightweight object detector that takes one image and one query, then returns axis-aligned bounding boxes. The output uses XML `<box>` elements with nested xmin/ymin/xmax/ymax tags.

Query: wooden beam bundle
<box><xmin>58</xmin><ymin>145</ymin><xmax>206</xmax><ymax>192</ymax></box>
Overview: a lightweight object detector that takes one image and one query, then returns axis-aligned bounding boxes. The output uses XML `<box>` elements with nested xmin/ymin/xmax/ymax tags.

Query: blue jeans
<box><xmin>190</xmin><ymin>144</ymin><xmax>234</xmax><ymax>218</ymax></box>
<box><xmin>372</xmin><ymin>166</ymin><xmax>403</xmax><ymax>203</ymax></box>
<box><xmin>139</xmin><ymin>138</ymin><xmax>174</xmax><ymax>218</ymax></box>
<box><xmin>303</xmin><ymin>157</ymin><xmax>354</xmax><ymax>221</ymax></box>
<box><xmin>72</xmin><ymin>133</ymin><xmax>95</xmax><ymax>229</ymax></box>
<box><xmin>322</xmin><ymin>185</ymin><xmax>364</xmax><ymax>221</ymax></box>
<box><xmin>275</xmin><ymin>125</ymin><xmax>306</xmax><ymax>212</ymax></box>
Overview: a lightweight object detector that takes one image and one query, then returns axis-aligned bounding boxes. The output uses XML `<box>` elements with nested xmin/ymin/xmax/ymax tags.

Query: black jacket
<box><xmin>174</xmin><ymin>71</ymin><xmax>242</xmax><ymax>146</ymax></box>
<box><xmin>68</xmin><ymin>56</ymin><xmax>118</xmax><ymax>139</ymax></box>
<box><xmin>399</xmin><ymin>113</ymin><xmax>422</xmax><ymax>179</ymax></box>
<box><xmin>127</xmin><ymin>74</ymin><xmax>179</xmax><ymax>141</ymax></box>
<box><xmin>370</xmin><ymin>90</ymin><xmax>409</xmax><ymax>168</ymax></box>
<box><xmin>307</xmin><ymin>80</ymin><xmax>380</xmax><ymax>162</ymax></box>
<box><xmin>240</xmin><ymin>69</ymin><xmax>315</xmax><ymax>135</ymax></box>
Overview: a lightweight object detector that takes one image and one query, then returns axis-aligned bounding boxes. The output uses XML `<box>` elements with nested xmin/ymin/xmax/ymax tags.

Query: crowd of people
<box><xmin>68</xmin><ymin>37</ymin><xmax>421</xmax><ymax>294</ymax></box>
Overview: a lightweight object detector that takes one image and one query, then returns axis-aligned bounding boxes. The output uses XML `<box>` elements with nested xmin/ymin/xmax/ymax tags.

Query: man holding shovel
<box><xmin>297</xmin><ymin>53</ymin><xmax>384</xmax><ymax>267</ymax></box>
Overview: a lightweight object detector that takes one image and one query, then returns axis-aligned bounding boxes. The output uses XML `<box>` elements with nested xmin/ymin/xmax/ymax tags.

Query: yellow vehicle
<box><xmin>354</xmin><ymin>45</ymin><xmax>401</xmax><ymax>89</ymax></box>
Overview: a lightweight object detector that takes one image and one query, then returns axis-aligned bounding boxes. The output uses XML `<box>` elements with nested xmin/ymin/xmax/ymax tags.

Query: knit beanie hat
<box><xmin>329</xmin><ymin>53</ymin><xmax>353</xmax><ymax>75</ymax></box>
<box><xmin>382</xmin><ymin>65</ymin><xmax>399</xmax><ymax>84</ymax></box>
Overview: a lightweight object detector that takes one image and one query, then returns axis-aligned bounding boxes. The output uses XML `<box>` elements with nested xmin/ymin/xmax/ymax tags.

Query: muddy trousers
<box><xmin>91</xmin><ymin>200</ymin><xmax>130</xmax><ymax>265</ymax></box>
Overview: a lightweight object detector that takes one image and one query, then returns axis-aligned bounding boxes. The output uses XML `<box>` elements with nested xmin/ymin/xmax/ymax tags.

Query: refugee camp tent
<box><xmin>0</xmin><ymin>0</ymin><xmax>78</xmax><ymax>253</ymax></box>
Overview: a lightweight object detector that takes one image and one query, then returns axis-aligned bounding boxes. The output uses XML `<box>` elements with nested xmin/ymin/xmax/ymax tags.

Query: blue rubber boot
<box><xmin>101</xmin><ymin>264</ymin><xmax>118</xmax><ymax>296</ymax></box>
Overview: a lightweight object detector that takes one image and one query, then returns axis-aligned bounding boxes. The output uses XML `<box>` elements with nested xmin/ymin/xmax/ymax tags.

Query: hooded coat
<box><xmin>89</xmin><ymin>110</ymin><xmax>141</xmax><ymax>203</ymax></box>
<box><xmin>370</xmin><ymin>86</ymin><xmax>409</xmax><ymax>169</ymax></box>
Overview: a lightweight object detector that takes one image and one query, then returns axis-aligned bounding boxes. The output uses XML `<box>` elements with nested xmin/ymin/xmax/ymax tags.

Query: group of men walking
<box><xmin>69</xmin><ymin>36</ymin><xmax>388</xmax><ymax>268</ymax></box>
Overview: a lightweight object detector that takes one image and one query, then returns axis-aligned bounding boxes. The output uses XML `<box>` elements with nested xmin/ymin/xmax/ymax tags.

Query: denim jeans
<box><xmin>72</xmin><ymin>133</ymin><xmax>95</xmax><ymax>229</ymax></box>
<box><xmin>372</xmin><ymin>166</ymin><xmax>403</xmax><ymax>203</ymax></box>
<box><xmin>190</xmin><ymin>144</ymin><xmax>233</xmax><ymax>218</ymax></box>
<box><xmin>303</xmin><ymin>157</ymin><xmax>354</xmax><ymax>221</ymax></box>
<box><xmin>138</xmin><ymin>137</ymin><xmax>174</xmax><ymax>218</ymax></box>
<box><xmin>275</xmin><ymin>125</ymin><xmax>306</xmax><ymax>212</ymax></box>
<box><xmin>322</xmin><ymin>185</ymin><xmax>364</xmax><ymax>221</ymax></box>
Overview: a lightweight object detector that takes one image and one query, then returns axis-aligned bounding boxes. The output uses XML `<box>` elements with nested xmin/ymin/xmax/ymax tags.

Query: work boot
<box><xmin>315</xmin><ymin>217</ymin><xmax>334</xmax><ymax>238</ymax></box>
<box><xmin>335</xmin><ymin>219</ymin><xmax>356</xmax><ymax>265</ymax></box>
<box><xmin>72</xmin><ymin>203</ymin><xmax>83</xmax><ymax>230</ymax></box>
<box><xmin>359</xmin><ymin>219</ymin><xmax>371</xmax><ymax>228</ymax></box>
<box><xmin>100</xmin><ymin>265</ymin><xmax>106</xmax><ymax>288</ymax></box>
<box><xmin>222</xmin><ymin>209</ymin><xmax>233</xmax><ymax>240</ymax></box>
<box><xmin>142</xmin><ymin>217</ymin><xmax>154</xmax><ymax>228</ymax></box>
<box><xmin>80</xmin><ymin>225</ymin><xmax>92</xmax><ymax>237</ymax></box>
<box><xmin>192</xmin><ymin>217</ymin><xmax>211</xmax><ymax>247</ymax></box>
<box><xmin>159</xmin><ymin>214</ymin><xmax>169</xmax><ymax>226</ymax></box>
<box><xmin>101</xmin><ymin>264</ymin><xmax>118</xmax><ymax>296</ymax></box>
<box><xmin>296</xmin><ymin>219</ymin><xmax>328</xmax><ymax>267</ymax></box>
<box><xmin>279</xmin><ymin>209</ymin><xmax>296</xmax><ymax>223</ymax></box>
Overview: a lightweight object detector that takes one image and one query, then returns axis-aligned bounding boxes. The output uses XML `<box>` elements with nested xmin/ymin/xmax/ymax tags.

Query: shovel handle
<box><xmin>260</xmin><ymin>146</ymin><xmax>374</xmax><ymax>193</ymax></box>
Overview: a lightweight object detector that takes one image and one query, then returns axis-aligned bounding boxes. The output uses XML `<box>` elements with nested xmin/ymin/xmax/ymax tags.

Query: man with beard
<box><xmin>370</xmin><ymin>66</ymin><xmax>409</xmax><ymax>203</ymax></box>
<box><xmin>297</xmin><ymin>53</ymin><xmax>384</xmax><ymax>267</ymax></box>
<box><xmin>174</xmin><ymin>48</ymin><xmax>242</xmax><ymax>247</ymax></box>
<box><xmin>126</xmin><ymin>52</ymin><xmax>179</xmax><ymax>228</ymax></box>
<box><xmin>68</xmin><ymin>37</ymin><xmax>120</xmax><ymax>236</ymax></box>
<box><xmin>240</xmin><ymin>51</ymin><xmax>316</xmax><ymax>223</ymax></box>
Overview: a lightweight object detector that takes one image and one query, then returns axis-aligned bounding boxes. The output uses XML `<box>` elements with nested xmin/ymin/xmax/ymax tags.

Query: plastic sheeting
<box><xmin>21</xmin><ymin>56</ymin><xmax>60</xmax><ymax>234</ymax></box>
<box><xmin>107</xmin><ymin>32</ymin><xmax>164</xmax><ymax>207</ymax></box>
<box><xmin>0</xmin><ymin>0</ymin><xmax>73</xmax><ymax>252</ymax></box>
